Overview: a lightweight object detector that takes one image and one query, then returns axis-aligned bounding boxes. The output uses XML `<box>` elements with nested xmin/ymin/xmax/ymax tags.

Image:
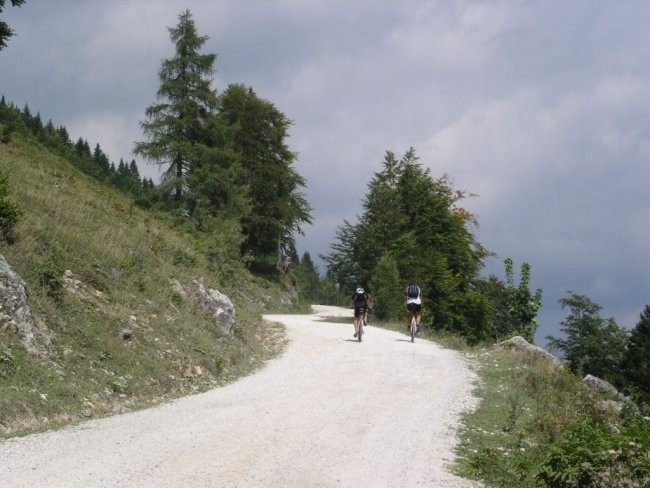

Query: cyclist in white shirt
<box><xmin>404</xmin><ymin>282</ymin><xmax>422</xmax><ymax>334</ymax></box>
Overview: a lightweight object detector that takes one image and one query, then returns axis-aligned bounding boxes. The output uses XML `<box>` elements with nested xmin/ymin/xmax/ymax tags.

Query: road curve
<box><xmin>0</xmin><ymin>305</ymin><xmax>479</xmax><ymax>488</ymax></box>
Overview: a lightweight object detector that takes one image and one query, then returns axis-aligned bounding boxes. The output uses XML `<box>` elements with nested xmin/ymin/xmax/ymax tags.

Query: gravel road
<box><xmin>0</xmin><ymin>305</ymin><xmax>480</xmax><ymax>488</ymax></box>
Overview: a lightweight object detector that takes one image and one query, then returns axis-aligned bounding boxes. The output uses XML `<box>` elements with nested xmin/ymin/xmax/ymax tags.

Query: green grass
<box><xmin>0</xmin><ymin>131</ymin><xmax>292</xmax><ymax>438</ymax></box>
<box><xmin>453</xmin><ymin>346</ymin><xmax>650</xmax><ymax>487</ymax></box>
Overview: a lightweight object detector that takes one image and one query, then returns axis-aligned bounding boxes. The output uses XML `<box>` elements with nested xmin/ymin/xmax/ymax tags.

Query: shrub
<box><xmin>536</xmin><ymin>413</ymin><xmax>650</xmax><ymax>487</ymax></box>
<box><xmin>0</xmin><ymin>171</ymin><xmax>22</xmax><ymax>242</ymax></box>
<box><xmin>35</xmin><ymin>249</ymin><xmax>65</xmax><ymax>303</ymax></box>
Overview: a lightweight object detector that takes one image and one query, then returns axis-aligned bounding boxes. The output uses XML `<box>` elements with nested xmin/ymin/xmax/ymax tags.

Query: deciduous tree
<box><xmin>502</xmin><ymin>258</ymin><xmax>542</xmax><ymax>342</ymax></box>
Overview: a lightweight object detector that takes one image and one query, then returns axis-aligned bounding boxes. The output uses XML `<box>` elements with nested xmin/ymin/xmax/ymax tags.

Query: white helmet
<box><xmin>356</xmin><ymin>287</ymin><xmax>364</xmax><ymax>294</ymax></box>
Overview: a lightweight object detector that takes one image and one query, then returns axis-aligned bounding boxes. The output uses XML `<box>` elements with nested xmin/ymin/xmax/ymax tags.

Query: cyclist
<box><xmin>404</xmin><ymin>282</ymin><xmax>422</xmax><ymax>334</ymax></box>
<box><xmin>350</xmin><ymin>287</ymin><xmax>371</xmax><ymax>338</ymax></box>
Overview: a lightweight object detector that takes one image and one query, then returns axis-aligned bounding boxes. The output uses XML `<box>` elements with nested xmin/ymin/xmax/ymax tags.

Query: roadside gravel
<box><xmin>0</xmin><ymin>305</ymin><xmax>480</xmax><ymax>487</ymax></box>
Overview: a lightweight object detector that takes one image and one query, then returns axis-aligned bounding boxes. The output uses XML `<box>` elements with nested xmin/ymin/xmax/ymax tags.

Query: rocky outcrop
<box><xmin>583</xmin><ymin>374</ymin><xmax>621</xmax><ymax>397</ymax></box>
<box><xmin>0</xmin><ymin>254</ymin><xmax>51</xmax><ymax>356</ymax></box>
<box><xmin>497</xmin><ymin>336</ymin><xmax>563</xmax><ymax>367</ymax></box>
<box><xmin>170</xmin><ymin>278</ymin><xmax>235</xmax><ymax>335</ymax></box>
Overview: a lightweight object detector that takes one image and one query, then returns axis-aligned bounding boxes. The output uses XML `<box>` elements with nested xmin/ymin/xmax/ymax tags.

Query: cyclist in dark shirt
<box><xmin>349</xmin><ymin>287</ymin><xmax>371</xmax><ymax>338</ymax></box>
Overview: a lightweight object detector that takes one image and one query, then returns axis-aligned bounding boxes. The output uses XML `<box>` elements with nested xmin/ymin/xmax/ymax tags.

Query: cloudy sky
<box><xmin>1</xmin><ymin>0</ymin><xmax>649</xmax><ymax>343</ymax></box>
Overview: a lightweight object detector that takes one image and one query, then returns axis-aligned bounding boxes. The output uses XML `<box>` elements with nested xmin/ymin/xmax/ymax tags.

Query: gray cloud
<box><xmin>2</xmin><ymin>0</ymin><xmax>648</xmax><ymax>342</ymax></box>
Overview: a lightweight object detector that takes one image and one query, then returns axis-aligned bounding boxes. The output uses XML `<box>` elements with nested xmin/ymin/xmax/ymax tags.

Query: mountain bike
<box><xmin>406</xmin><ymin>304</ymin><xmax>419</xmax><ymax>343</ymax></box>
<box><xmin>409</xmin><ymin>312</ymin><xmax>416</xmax><ymax>342</ymax></box>
<box><xmin>357</xmin><ymin>307</ymin><xmax>365</xmax><ymax>342</ymax></box>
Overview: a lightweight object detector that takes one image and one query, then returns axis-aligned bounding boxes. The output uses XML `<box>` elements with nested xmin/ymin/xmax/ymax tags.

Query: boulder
<box><xmin>170</xmin><ymin>278</ymin><xmax>235</xmax><ymax>335</ymax></box>
<box><xmin>0</xmin><ymin>254</ymin><xmax>51</xmax><ymax>355</ymax></box>
<box><xmin>583</xmin><ymin>374</ymin><xmax>623</xmax><ymax>398</ymax></box>
<box><xmin>497</xmin><ymin>336</ymin><xmax>563</xmax><ymax>367</ymax></box>
<box><xmin>193</xmin><ymin>279</ymin><xmax>235</xmax><ymax>335</ymax></box>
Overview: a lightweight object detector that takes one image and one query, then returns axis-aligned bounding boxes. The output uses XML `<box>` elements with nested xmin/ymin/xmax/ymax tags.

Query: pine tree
<box><xmin>322</xmin><ymin>220</ymin><xmax>361</xmax><ymax>293</ymax></box>
<box><xmin>324</xmin><ymin>147</ymin><xmax>489</xmax><ymax>339</ymax></box>
<box><xmin>370</xmin><ymin>254</ymin><xmax>403</xmax><ymax>320</ymax></box>
<box><xmin>128</xmin><ymin>160</ymin><xmax>140</xmax><ymax>181</ymax></box>
<box><xmin>75</xmin><ymin>138</ymin><xmax>91</xmax><ymax>159</ymax></box>
<box><xmin>293</xmin><ymin>251</ymin><xmax>320</xmax><ymax>302</ymax></box>
<box><xmin>216</xmin><ymin>83</ymin><xmax>312</xmax><ymax>264</ymax></box>
<box><xmin>547</xmin><ymin>292</ymin><xmax>628</xmax><ymax>384</ymax></box>
<box><xmin>92</xmin><ymin>143</ymin><xmax>110</xmax><ymax>173</ymax></box>
<box><xmin>622</xmin><ymin>305</ymin><xmax>650</xmax><ymax>400</ymax></box>
<box><xmin>134</xmin><ymin>9</ymin><xmax>219</xmax><ymax>203</ymax></box>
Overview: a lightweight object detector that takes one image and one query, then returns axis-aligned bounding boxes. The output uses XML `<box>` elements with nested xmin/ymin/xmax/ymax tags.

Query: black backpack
<box><xmin>354</xmin><ymin>292</ymin><xmax>367</xmax><ymax>306</ymax></box>
<box><xmin>406</xmin><ymin>285</ymin><xmax>420</xmax><ymax>299</ymax></box>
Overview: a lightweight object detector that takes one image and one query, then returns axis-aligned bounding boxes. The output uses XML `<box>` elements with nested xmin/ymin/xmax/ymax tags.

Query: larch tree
<box><xmin>134</xmin><ymin>9</ymin><xmax>219</xmax><ymax>203</ymax></box>
<box><xmin>216</xmin><ymin>83</ymin><xmax>311</xmax><ymax>265</ymax></box>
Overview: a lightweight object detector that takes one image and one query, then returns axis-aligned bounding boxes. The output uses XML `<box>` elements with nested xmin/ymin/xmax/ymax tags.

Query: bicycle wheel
<box><xmin>358</xmin><ymin>317</ymin><xmax>364</xmax><ymax>342</ymax></box>
<box><xmin>410</xmin><ymin>316</ymin><xmax>416</xmax><ymax>343</ymax></box>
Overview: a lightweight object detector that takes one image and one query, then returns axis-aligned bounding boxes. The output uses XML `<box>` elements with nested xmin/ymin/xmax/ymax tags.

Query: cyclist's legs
<box><xmin>405</xmin><ymin>303</ymin><xmax>414</xmax><ymax>328</ymax></box>
<box><xmin>406</xmin><ymin>302</ymin><xmax>421</xmax><ymax>327</ymax></box>
<box><xmin>353</xmin><ymin>307</ymin><xmax>361</xmax><ymax>333</ymax></box>
<box><xmin>414</xmin><ymin>303</ymin><xmax>422</xmax><ymax>326</ymax></box>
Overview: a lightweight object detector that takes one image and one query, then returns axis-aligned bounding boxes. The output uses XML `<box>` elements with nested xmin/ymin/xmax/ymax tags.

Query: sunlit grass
<box><xmin>453</xmin><ymin>346</ymin><xmax>650</xmax><ymax>487</ymax></box>
<box><xmin>0</xmin><ymin>132</ymin><xmax>290</xmax><ymax>437</ymax></box>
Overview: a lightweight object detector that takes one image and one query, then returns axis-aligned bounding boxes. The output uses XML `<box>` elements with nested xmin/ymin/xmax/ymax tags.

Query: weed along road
<box><xmin>0</xmin><ymin>305</ymin><xmax>479</xmax><ymax>488</ymax></box>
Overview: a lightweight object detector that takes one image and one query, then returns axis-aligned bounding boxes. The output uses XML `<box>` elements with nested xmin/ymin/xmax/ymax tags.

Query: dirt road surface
<box><xmin>0</xmin><ymin>305</ymin><xmax>480</xmax><ymax>487</ymax></box>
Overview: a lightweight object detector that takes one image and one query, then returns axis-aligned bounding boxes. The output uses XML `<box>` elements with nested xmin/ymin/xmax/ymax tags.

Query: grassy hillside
<box><xmin>453</xmin><ymin>344</ymin><xmax>650</xmax><ymax>487</ymax></box>
<box><xmin>0</xmin><ymin>131</ymin><xmax>293</xmax><ymax>438</ymax></box>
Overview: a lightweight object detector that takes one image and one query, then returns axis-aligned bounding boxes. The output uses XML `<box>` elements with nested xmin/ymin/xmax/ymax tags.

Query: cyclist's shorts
<box><xmin>354</xmin><ymin>306</ymin><xmax>366</xmax><ymax>318</ymax></box>
<box><xmin>406</xmin><ymin>302</ymin><xmax>421</xmax><ymax>314</ymax></box>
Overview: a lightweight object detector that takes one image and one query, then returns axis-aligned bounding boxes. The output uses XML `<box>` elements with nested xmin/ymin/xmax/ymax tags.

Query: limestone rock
<box><xmin>498</xmin><ymin>335</ymin><xmax>563</xmax><ymax>367</ymax></box>
<box><xmin>170</xmin><ymin>278</ymin><xmax>235</xmax><ymax>335</ymax></box>
<box><xmin>193</xmin><ymin>279</ymin><xmax>235</xmax><ymax>335</ymax></box>
<box><xmin>0</xmin><ymin>254</ymin><xmax>51</xmax><ymax>356</ymax></box>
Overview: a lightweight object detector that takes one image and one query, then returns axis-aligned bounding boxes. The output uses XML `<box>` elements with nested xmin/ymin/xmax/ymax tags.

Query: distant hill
<box><xmin>0</xmin><ymin>129</ymin><xmax>291</xmax><ymax>437</ymax></box>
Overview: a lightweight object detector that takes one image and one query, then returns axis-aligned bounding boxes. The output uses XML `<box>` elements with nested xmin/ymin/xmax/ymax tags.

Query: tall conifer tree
<box><xmin>134</xmin><ymin>9</ymin><xmax>219</xmax><ymax>202</ymax></box>
<box><xmin>216</xmin><ymin>84</ymin><xmax>311</xmax><ymax>263</ymax></box>
<box><xmin>622</xmin><ymin>305</ymin><xmax>650</xmax><ymax>399</ymax></box>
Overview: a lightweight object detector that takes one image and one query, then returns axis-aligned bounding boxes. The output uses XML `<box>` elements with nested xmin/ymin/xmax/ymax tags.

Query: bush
<box><xmin>537</xmin><ymin>413</ymin><xmax>650</xmax><ymax>487</ymax></box>
<box><xmin>35</xmin><ymin>249</ymin><xmax>65</xmax><ymax>303</ymax></box>
<box><xmin>0</xmin><ymin>171</ymin><xmax>22</xmax><ymax>242</ymax></box>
